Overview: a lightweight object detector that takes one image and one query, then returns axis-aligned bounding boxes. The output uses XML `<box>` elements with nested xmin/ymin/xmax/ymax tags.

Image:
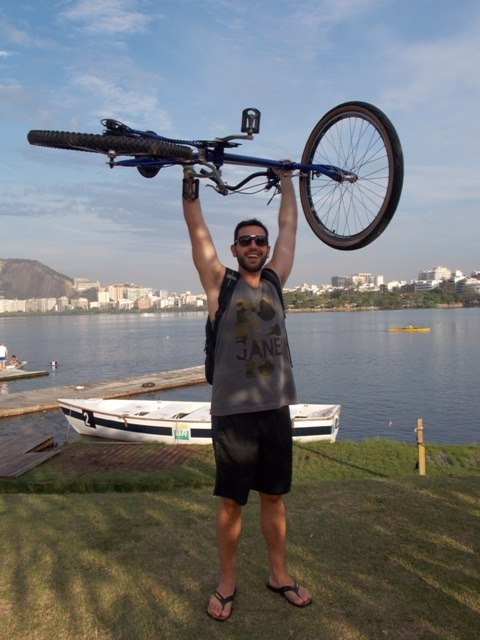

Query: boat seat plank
<box><xmin>135</xmin><ymin>403</ymin><xmax>206</xmax><ymax>420</ymax></box>
<box><xmin>290</xmin><ymin>404</ymin><xmax>341</xmax><ymax>420</ymax></box>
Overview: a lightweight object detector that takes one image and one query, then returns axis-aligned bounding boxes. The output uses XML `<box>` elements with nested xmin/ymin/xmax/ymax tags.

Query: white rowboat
<box><xmin>58</xmin><ymin>398</ymin><xmax>341</xmax><ymax>445</ymax></box>
<box><xmin>5</xmin><ymin>360</ymin><xmax>27</xmax><ymax>370</ymax></box>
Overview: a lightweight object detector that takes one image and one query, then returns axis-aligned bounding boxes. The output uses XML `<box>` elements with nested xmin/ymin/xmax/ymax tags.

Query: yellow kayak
<box><xmin>389</xmin><ymin>326</ymin><xmax>431</xmax><ymax>333</ymax></box>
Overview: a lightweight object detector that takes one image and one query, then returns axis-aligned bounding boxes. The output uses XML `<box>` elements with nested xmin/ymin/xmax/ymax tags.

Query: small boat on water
<box><xmin>389</xmin><ymin>326</ymin><xmax>431</xmax><ymax>333</ymax></box>
<box><xmin>58</xmin><ymin>398</ymin><xmax>341</xmax><ymax>445</ymax></box>
<box><xmin>5</xmin><ymin>360</ymin><xmax>27</xmax><ymax>370</ymax></box>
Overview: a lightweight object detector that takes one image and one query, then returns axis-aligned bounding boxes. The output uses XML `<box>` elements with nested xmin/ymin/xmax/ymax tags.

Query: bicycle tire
<box><xmin>299</xmin><ymin>101</ymin><xmax>403</xmax><ymax>250</ymax></box>
<box><xmin>27</xmin><ymin>130</ymin><xmax>193</xmax><ymax>160</ymax></box>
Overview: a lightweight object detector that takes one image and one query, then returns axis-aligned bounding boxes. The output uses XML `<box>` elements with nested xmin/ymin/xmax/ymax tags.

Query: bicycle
<box><xmin>27</xmin><ymin>101</ymin><xmax>403</xmax><ymax>250</ymax></box>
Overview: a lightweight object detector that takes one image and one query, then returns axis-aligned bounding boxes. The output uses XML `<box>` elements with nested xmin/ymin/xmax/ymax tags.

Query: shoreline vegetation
<box><xmin>1</xmin><ymin>439</ymin><xmax>479</xmax><ymax>640</ymax></box>
<box><xmin>0</xmin><ymin>301</ymin><xmax>476</xmax><ymax>318</ymax></box>
<box><xmin>1</xmin><ymin>286</ymin><xmax>479</xmax><ymax>317</ymax></box>
<box><xmin>287</xmin><ymin>303</ymin><xmax>466</xmax><ymax>312</ymax></box>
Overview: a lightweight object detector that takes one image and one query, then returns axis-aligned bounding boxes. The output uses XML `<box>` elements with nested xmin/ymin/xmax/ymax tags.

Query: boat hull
<box><xmin>389</xmin><ymin>327</ymin><xmax>430</xmax><ymax>332</ymax></box>
<box><xmin>5</xmin><ymin>360</ymin><xmax>27</xmax><ymax>370</ymax></box>
<box><xmin>58</xmin><ymin>398</ymin><xmax>341</xmax><ymax>445</ymax></box>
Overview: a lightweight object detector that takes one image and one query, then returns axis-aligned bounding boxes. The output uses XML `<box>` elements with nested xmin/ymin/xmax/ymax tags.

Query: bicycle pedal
<box><xmin>241</xmin><ymin>108</ymin><xmax>261</xmax><ymax>134</ymax></box>
<box><xmin>182</xmin><ymin>177</ymin><xmax>199</xmax><ymax>201</ymax></box>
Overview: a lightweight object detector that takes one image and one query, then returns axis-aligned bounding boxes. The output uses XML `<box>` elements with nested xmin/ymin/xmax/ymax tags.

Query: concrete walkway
<box><xmin>0</xmin><ymin>366</ymin><xmax>206</xmax><ymax>418</ymax></box>
<box><xmin>0</xmin><ymin>369</ymin><xmax>49</xmax><ymax>381</ymax></box>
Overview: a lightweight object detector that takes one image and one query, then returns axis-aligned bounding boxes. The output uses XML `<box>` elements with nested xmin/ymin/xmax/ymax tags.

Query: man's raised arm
<box><xmin>266</xmin><ymin>171</ymin><xmax>298</xmax><ymax>286</ymax></box>
<box><xmin>181</xmin><ymin>169</ymin><xmax>225</xmax><ymax>316</ymax></box>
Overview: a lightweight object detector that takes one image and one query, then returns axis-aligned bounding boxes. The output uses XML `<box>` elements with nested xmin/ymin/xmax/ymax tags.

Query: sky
<box><xmin>1</xmin><ymin>0</ymin><xmax>479</xmax><ymax>293</ymax></box>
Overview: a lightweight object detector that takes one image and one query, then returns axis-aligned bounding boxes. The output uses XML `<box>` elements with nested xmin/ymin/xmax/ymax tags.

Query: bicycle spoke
<box><xmin>299</xmin><ymin>102</ymin><xmax>403</xmax><ymax>249</ymax></box>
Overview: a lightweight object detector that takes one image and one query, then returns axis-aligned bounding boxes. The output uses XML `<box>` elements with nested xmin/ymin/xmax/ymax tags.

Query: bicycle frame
<box><xmin>104</xmin><ymin>111</ymin><xmax>355</xmax><ymax>195</ymax></box>
<box><xmin>28</xmin><ymin>102</ymin><xmax>403</xmax><ymax>250</ymax></box>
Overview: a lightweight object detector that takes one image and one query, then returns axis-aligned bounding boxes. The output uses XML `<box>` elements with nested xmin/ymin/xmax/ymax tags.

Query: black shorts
<box><xmin>211</xmin><ymin>406</ymin><xmax>293</xmax><ymax>506</ymax></box>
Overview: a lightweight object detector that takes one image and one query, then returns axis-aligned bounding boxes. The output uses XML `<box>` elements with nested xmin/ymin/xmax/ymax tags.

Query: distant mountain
<box><xmin>0</xmin><ymin>259</ymin><xmax>74</xmax><ymax>299</ymax></box>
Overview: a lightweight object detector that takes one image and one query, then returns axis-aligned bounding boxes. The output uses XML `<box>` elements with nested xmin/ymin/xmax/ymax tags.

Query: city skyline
<box><xmin>65</xmin><ymin>262</ymin><xmax>480</xmax><ymax>295</ymax></box>
<box><xmin>1</xmin><ymin>1</ymin><xmax>479</xmax><ymax>291</ymax></box>
<box><xmin>1</xmin><ymin>255</ymin><xmax>478</xmax><ymax>302</ymax></box>
<box><xmin>2</xmin><ymin>260</ymin><xmax>479</xmax><ymax>314</ymax></box>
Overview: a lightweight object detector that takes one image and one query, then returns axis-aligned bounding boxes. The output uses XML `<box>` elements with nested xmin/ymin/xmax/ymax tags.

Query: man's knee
<box><xmin>219</xmin><ymin>496</ymin><xmax>243</xmax><ymax>514</ymax></box>
<box><xmin>259</xmin><ymin>492</ymin><xmax>284</xmax><ymax>506</ymax></box>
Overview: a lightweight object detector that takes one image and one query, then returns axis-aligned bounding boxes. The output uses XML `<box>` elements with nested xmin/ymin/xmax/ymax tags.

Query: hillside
<box><xmin>0</xmin><ymin>259</ymin><xmax>74</xmax><ymax>300</ymax></box>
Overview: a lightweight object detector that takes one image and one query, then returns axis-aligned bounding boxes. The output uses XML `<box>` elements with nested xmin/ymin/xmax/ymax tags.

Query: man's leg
<box><xmin>207</xmin><ymin>497</ymin><xmax>242</xmax><ymax>620</ymax></box>
<box><xmin>260</xmin><ymin>492</ymin><xmax>311</xmax><ymax>606</ymax></box>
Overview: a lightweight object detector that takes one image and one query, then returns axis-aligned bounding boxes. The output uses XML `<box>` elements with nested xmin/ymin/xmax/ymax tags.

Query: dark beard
<box><xmin>236</xmin><ymin>253</ymin><xmax>268</xmax><ymax>273</ymax></box>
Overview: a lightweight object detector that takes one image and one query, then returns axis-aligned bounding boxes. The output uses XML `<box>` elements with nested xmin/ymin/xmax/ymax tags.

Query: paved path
<box><xmin>0</xmin><ymin>369</ymin><xmax>49</xmax><ymax>381</ymax></box>
<box><xmin>0</xmin><ymin>366</ymin><xmax>206</xmax><ymax>418</ymax></box>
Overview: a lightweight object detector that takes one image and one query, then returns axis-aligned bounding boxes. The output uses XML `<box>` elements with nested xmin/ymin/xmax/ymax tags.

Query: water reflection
<box><xmin>0</xmin><ymin>308</ymin><xmax>479</xmax><ymax>444</ymax></box>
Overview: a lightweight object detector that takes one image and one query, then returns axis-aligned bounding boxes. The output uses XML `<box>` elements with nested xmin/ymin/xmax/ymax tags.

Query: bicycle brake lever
<box><xmin>267</xmin><ymin>192</ymin><xmax>277</xmax><ymax>206</ymax></box>
<box><xmin>265</xmin><ymin>168</ymin><xmax>281</xmax><ymax>191</ymax></box>
<box><xmin>197</xmin><ymin>167</ymin><xmax>229</xmax><ymax>195</ymax></box>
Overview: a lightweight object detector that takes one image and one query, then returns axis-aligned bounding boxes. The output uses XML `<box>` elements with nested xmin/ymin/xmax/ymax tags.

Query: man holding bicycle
<box><xmin>182</xmin><ymin>167</ymin><xmax>311</xmax><ymax>621</ymax></box>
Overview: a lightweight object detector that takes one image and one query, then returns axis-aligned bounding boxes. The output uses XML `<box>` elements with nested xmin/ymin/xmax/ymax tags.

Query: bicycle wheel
<box><xmin>27</xmin><ymin>130</ymin><xmax>193</xmax><ymax>160</ymax></box>
<box><xmin>299</xmin><ymin>101</ymin><xmax>403</xmax><ymax>250</ymax></box>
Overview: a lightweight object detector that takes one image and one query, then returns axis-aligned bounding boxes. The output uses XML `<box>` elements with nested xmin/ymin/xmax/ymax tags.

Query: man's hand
<box><xmin>272</xmin><ymin>160</ymin><xmax>294</xmax><ymax>180</ymax></box>
<box><xmin>182</xmin><ymin>165</ymin><xmax>199</xmax><ymax>201</ymax></box>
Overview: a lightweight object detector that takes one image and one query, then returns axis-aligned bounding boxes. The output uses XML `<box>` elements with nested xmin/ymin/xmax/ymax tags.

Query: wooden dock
<box><xmin>0</xmin><ymin>369</ymin><xmax>49</xmax><ymax>381</ymax></box>
<box><xmin>0</xmin><ymin>365</ymin><xmax>206</xmax><ymax>418</ymax></box>
<box><xmin>0</xmin><ymin>434</ymin><xmax>60</xmax><ymax>477</ymax></box>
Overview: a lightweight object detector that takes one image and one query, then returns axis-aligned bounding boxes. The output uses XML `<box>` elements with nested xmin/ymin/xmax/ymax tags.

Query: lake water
<box><xmin>0</xmin><ymin>308</ymin><xmax>479</xmax><ymax>445</ymax></box>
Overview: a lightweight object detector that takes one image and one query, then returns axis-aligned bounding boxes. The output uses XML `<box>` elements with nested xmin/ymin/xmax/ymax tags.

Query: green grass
<box><xmin>0</xmin><ymin>440</ymin><xmax>479</xmax><ymax>639</ymax></box>
<box><xmin>1</xmin><ymin>438</ymin><xmax>479</xmax><ymax>493</ymax></box>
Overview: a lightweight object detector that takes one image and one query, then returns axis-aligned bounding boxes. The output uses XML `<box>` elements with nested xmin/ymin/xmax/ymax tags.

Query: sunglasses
<box><xmin>234</xmin><ymin>234</ymin><xmax>269</xmax><ymax>247</ymax></box>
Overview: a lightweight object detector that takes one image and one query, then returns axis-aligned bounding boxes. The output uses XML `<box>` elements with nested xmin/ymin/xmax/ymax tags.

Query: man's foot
<box><xmin>266</xmin><ymin>580</ymin><xmax>312</xmax><ymax>607</ymax></box>
<box><xmin>207</xmin><ymin>589</ymin><xmax>236</xmax><ymax>621</ymax></box>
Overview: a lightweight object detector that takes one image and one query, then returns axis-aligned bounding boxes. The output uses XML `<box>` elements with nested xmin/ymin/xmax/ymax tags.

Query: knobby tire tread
<box><xmin>27</xmin><ymin>130</ymin><xmax>193</xmax><ymax>160</ymax></box>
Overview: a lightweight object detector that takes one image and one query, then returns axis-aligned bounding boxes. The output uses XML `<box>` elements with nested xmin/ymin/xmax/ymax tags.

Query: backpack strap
<box><xmin>215</xmin><ymin>267</ymin><xmax>240</xmax><ymax>321</ymax></box>
<box><xmin>261</xmin><ymin>268</ymin><xmax>291</xmax><ymax>366</ymax></box>
<box><xmin>204</xmin><ymin>267</ymin><xmax>240</xmax><ymax>384</ymax></box>
<box><xmin>261</xmin><ymin>268</ymin><xmax>285</xmax><ymax>312</ymax></box>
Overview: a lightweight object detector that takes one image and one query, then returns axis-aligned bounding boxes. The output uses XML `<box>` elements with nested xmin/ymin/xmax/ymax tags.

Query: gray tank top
<box><xmin>211</xmin><ymin>274</ymin><xmax>297</xmax><ymax>416</ymax></box>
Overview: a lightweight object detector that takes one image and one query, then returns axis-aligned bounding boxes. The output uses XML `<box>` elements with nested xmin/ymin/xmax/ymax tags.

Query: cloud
<box><xmin>293</xmin><ymin>0</ymin><xmax>381</xmax><ymax>27</ymax></box>
<box><xmin>2</xmin><ymin>1</ymin><xmax>480</xmax><ymax>291</ymax></box>
<box><xmin>0</xmin><ymin>14</ymin><xmax>55</xmax><ymax>50</ymax></box>
<box><xmin>381</xmin><ymin>15</ymin><xmax>480</xmax><ymax>109</ymax></box>
<box><xmin>60</xmin><ymin>0</ymin><xmax>155</xmax><ymax>35</ymax></box>
<box><xmin>0</xmin><ymin>21</ymin><xmax>32</xmax><ymax>47</ymax></box>
<box><xmin>0</xmin><ymin>81</ymin><xmax>34</xmax><ymax>117</ymax></box>
<box><xmin>69</xmin><ymin>73</ymin><xmax>172</xmax><ymax>128</ymax></box>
